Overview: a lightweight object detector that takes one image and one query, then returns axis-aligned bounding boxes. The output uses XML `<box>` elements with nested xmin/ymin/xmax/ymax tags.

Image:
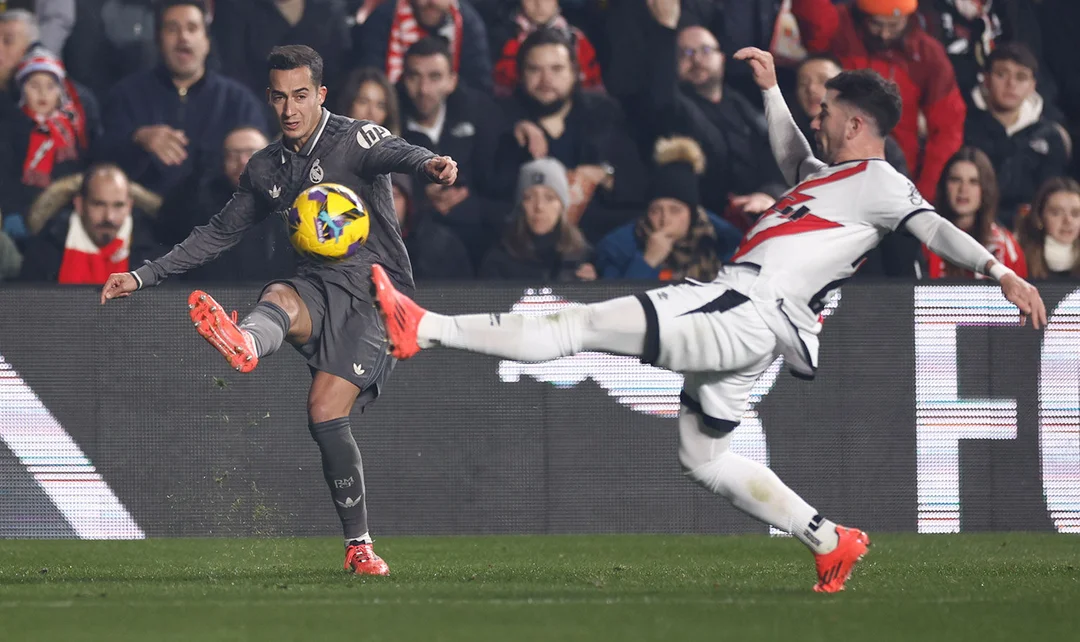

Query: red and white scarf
<box><xmin>21</xmin><ymin>78</ymin><xmax>87</xmax><ymax>189</ymax></box>
<box><xmin>57</xmin><ymin>214</ymin><xmax>132</xmax><ymax>285</ymax></box>
<box><xmin>386</xmin><ymin>0</ymin><xmax>463</xmax><ymax>84</ymax></box>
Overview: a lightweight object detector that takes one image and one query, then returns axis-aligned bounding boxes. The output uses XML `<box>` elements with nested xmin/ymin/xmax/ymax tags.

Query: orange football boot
<box><xmin>345</xmin><ymin>543</ymin><xmax>390</xmax><ymax>576</ymax></box>
<box><xmin>370</xmin><ymin>264</ymin><xmax>427</xmax><ymax>360</ymax></box>
<box><xmin>812</xmin><ymin>525</ymin><xmax>871</xmax><ymax>593</ymax></box>
<box><xmin>187</xmin><ymin>290</ymin><xmax>258</xmax><ymax>373</ymax></box>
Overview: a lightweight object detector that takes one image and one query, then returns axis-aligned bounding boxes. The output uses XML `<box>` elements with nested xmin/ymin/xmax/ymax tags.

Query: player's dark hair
<box><xmin>155</xmin><ymin>0</ymin><xmax>208</xmax><ymax>39</ymax></box>
<box><xmin>268</xmin><ymin>45</ymin><xmax>324</xmax><ymax>88</ymax></box>
<box><xmin>985</xmin><ymin>42</ymin><xmax>1038</xmax><ymax>74</ymax></box>
<box><xmin>824</xmin><ymin>69</ymin><xmax>902</xmax><ymax>137</ymax></box>
<box><xmin>403</xmin><ymin>37</ymin><xmax>454</xmax><ymax>70</ymax></box>
<box><xmin>516</xmin><ymin>26</ymin><xmax>578</xmax><ymax>74</ymax></box>
<box><xmin>79</xmin><ymin>163</ymin><xmax>127</xmax><ymax>201</ymax></box>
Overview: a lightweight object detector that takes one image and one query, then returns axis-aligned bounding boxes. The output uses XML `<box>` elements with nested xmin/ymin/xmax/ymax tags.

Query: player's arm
<box><xmin>100</xmin><ymin>169</ymin><xmax>264</xmax><ymax>303</ymax></box>
<box><xmin>733</xmin><ymin>47</ymin><xmax>826</xmax><ymax>186</ymax></box>
<box><xmin>905</xmin><ymin>211</ymin><xmax>1047</xmax><ymax>328</ymax></box>
<box><xmin>353</xmin><ymin>122</ymin><xmax>456</xmax><ymax>185</ymax></box>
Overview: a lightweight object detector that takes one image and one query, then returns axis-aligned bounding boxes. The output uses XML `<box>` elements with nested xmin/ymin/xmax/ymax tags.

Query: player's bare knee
<box><xmin>307</xmin><ymin>398</ymin><xmax>351</xmax><ymax>426</ymax></box>
<box><xmin>261</xmin><ymin>284</ymin><xmax>303</xmax><ymax>323</ymax></box>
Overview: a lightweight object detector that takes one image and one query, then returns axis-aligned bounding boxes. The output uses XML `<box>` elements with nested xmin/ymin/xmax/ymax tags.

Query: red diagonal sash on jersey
<box><xmin>730</xmin><ymin>161</ymin><xmax>868</xmax><ymax>261</ymax></box>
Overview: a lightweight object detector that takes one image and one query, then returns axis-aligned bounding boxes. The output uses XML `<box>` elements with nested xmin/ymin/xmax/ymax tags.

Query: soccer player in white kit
<box><xmin>370</xmin><ymin>49</ymin><xmax>1047</xmax><ymax>593</ymax></box>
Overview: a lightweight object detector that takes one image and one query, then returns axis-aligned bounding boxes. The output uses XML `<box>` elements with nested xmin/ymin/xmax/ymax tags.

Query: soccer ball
<box><xmin>287</xmin><ymin>183</ymin><xmax>370</xmax><ymax>261</ymax></box>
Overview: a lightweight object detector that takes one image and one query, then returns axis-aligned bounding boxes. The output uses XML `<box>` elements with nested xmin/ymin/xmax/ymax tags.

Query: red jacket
<box><xmin>924</xmin><ymin>222</ymin><xmax>1028</xmax><ymax>279</ymax></box>
<box><xmin>791</xmin><ymin>0</ymin><xmax>966</xmax><ymax>202</ymax></box>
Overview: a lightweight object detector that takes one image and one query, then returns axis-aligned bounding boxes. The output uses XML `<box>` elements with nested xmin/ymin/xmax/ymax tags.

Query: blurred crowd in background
<box><xmin>0</xmin><ymin>0</ymin><xmax>1078</xmax><ymax>286</ymax></box>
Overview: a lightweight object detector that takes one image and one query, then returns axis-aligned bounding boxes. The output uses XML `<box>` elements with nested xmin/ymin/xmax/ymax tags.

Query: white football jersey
<box><xmin>719</xmin><ymin>158</ymin><xmax>933</xmax><ymax>377</ymax></box>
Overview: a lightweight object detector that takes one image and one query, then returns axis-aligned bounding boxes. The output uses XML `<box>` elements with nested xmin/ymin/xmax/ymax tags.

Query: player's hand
<box><xmin>646</xmin><ymin>0</ymin><xmax>680</xmax><ymax>29</ymax></box>
<box><xmin>573</xmin><ymin>164</ymin><xmax>614</xmax><ymax>191</ymax></box>
<box><xmin>134</xmin><ymin>125</ymin><xmax>189</xmax><ymax>166</ymax></box>
<box><xmin>425</xmin><ymin>155</ymin><xmax>458</xmax><ymax>185</ymax></box>
<box><xmin>514</xmin><ymin>120</ymin><xmax>548</xmax><ymax>159</ymax></box>
<box><xmin>100</xmin><ymin>272</ymin><xmax>139</xmax><ymax>305</ymax></box>
<box><xmin>1000</xmin><ymin>272</ymin><xmax>1047</xmax><ymax>329</ymax></box>
<box><xmin>733</xmin><ymin>47</ymin><xmax>778</xmax><ymax>90</ymax></box>
<box><xmin>731</xmin><ymin>192</ymin><xmax>776</xmax><ymax>215</ymax></box>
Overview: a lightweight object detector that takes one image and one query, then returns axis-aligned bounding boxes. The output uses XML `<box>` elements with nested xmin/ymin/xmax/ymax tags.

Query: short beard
<box><xmin>517</xmin><ymin>84</ymin><xmax>576</xmax><ymax>119</ymax></box>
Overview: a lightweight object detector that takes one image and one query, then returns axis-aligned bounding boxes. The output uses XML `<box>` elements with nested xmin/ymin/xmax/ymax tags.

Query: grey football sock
<box><xmin>309</xmin><ymin>417</ymin><xmax>369</xmax><ymax>541</ymax></box>
<box><xmin>239</xmin><ymin>301</ymin><xmax>290</xmax><ymax>357</ymax></box>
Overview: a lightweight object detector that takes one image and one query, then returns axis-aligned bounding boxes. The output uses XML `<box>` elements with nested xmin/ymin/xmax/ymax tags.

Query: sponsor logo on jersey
<box><xmin>356</xmin><ymin>122</ymin><xmax>392</xmax><ymax>149</ymax></box>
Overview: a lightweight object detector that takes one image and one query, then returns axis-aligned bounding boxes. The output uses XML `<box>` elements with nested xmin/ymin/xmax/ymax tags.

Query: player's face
<box><xmin>677</xmin><ymin>27</ymin><xmax>724</xmax><ymax>92</ymax></box>
<box><xmin>811</xmin><ymin>90</ymin><xmax>846</xmax><ymax>163</ymax></box>
<box><xmin>402</xmin><ymin>54</ymin><xmax>457</xmax><ymax>121</ymax></box>
<box><xmin>862</xmin><ymin>14</ymin><xmax>908</xmax><ymax>50</ymax></box>
<box><xmin>985</xmin><ymin>60</ymin><xmax>1036</xmax><ymax>113</ymax></box>
<box><xmin>796</xmin><ymin>59</ymin><xmax>840</xmax><ymax>118</ymax></box>
<box><xmin>521</xmin><ymin>0</ymin><xmax>559</xmax><ymax>25</ymax></box>
<box><xmin>647</xmin><ymin>198</ymin><xmax>693</xmax><ymax>239</ymax></box>
<box><xmin>223</xmin><ymin>128</ymin><xmax>269</xmax><ymax>188</ymax></box>
<box><xmin>349</xmin><ymin>80</ymin><xmax>389</xmax><ymax>125</ymax></box>
<box><xmin>411</xmin><ymin>0</ymin><xmax>452</xmax><ymax>29</ymax></box>
<box><xmin>159</xmin><ymin>5</ymin><xmax>209</xmax><ymax>81</ymax></box>
<box><xmin>1042</xmin><ymin>191</ymin><xmax>1080</xmax><ymax>246</ymax></box>
<box><xmin>77</xmin><ymin>171</ymin><xmax>132</xmax><ymax>248</ymax></box>
<box><xmin>522</xmin><ymin>185</ymin><xmax>563</xmax><ymax>236</ymax></box>
<box><xmin>945</xmin><ymin>161</ymin><xmax>982</xmax><ymax>222</ymax></box>
<box><xmin>22</xmin><ymin>72</ymin><xmax>62</xmax><ymax>117</ymax></box>
<box><xmin>0</xmin><ymin>19</ymin><xmax>31</xmax><ymax>83</ymax></box>
<box><xmin>522</xmin><ymin>44</ymin><xmax>576</xmax><ymax>106</ymax></box>
<box><xmin>268</xmin><ymin>68</ymin><xmax>327</xmax><ymax>143</ymax></box>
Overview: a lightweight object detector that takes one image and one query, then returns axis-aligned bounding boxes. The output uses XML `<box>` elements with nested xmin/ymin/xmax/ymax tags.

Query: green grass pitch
<box><xmin>1</xmin><ymin>534</ymin><xmax>1077</xmax><ymax>641</ymax></box>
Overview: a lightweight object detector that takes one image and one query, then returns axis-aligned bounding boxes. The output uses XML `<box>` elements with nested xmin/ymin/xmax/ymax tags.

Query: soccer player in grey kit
<box><xmin>100</xmin><ymin>45</ymin><xmax>458</xmax><ymax>575</ymax></box>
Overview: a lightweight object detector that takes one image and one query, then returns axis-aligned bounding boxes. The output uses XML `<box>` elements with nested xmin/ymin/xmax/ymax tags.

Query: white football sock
<box><xmin>417</xmin><ymin>296</ymin><xmax>647</xmax><ymax>361</ymax></box>
<box><xmin>679</xmin><ymin>408</ymin><xmax>838</xmax><ymax>554</ymax></box>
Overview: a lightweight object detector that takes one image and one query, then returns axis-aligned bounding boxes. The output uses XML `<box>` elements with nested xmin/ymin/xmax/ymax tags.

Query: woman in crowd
<box><xmin>480</xmin><ymin>157</ymin><xmax>594</xmax><ymax>281</ymax></box>
<box><xmin>1018</xmin><ymin>177</ymin><xmax>1080</xmax><ymax>280</ymax></box>
<box><xmin>336</xmin><ymin>67</ymin><xmax>401</xmax><ymax>136</ymax></box>
<box><xmin>591</xmin><ymin>137</ymin><xmax>742</xmax><ymax>280</ymax></box>
<box><xmin>924</xmin><ymin>147</ymin><xmax>1028</xmax><ymax>279</ymax></box>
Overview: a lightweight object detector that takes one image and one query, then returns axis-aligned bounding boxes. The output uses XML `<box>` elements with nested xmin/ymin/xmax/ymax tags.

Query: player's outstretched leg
<box><xmin>678</xmin><ymin>378</ymin><xmax>869</xmax><ymax>593</ymax></box>
<box><xmin>309</xmin><ymin>372</ymin><xmax>389</xmax><ymax>577</ymax></box>
<box><xmin>371</xmin><ymin>264</ymin><xmax>647</xmax><ymax>361</ymax></box>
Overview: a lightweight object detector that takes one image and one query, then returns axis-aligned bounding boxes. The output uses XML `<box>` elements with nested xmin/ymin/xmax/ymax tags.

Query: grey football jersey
<box><xmin>134</xmin><ymin>108</ymin><xmax>436</xmax><ymax>295</ymax></box>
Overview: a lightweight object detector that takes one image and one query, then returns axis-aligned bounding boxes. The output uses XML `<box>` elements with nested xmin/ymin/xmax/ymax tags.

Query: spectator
<box><xmin>60</xmin><ymin>0</ymin><xmax>158</xmax><ymax>102</ymax></box>
<box><xmin>480</xmin><ymin>158</ymin><xmax>592</xmax><ymax>281</ymax></box>
<box><xmin>357</xmin><ymin>0</ymin><xmax>493</xmax><ymax>94</ymax></box>
<box><xmin>0</xmin><ymin>210</ymin><xmax>23</xmax><ymax>281</ymax></box>
<box><xmin>155</xmin><ymin>127</ymin><xmax>296</xmax><ymax>283</ymax></box>
<box><xmin>964</xmin><ymin>43</ymin><xmax>1070</xmax><ymax>230</ymax></box>
<box><xmin>0</xmin><ymin>46</ymin><xmax>90</xmax><ymax>225</ymax></box>
<box><xmin>213</xmin><ymin>0</ymin><xmax>350</xmax><ymax>98</ymax></box>
<box><xmin>493</xmin><ymin>27</ymin><xmax>646</xmax><ymax>243</ymax></box>
<box><xmin>592</xmin><ymin>137</ymin><xmax>742</xmax><ymax>281</ymax></box>
<box><xmin>791</xmin><ymin>0</ymin><xmax>966</xmax><ymax>201</ymax></box>
<box><xmin>336</xmin><ymin>66</ymin><xmax>401</xmax><ymax>135</ymax></box>
<box><xmin>392</xmin><ymin>172</ymin><xmax>474</xmax><ymax>280</ymax></box>
<box><xmin>18</xmin><ymin>163</ymin><xmax>164</xmax><ymax>284</ymax></box>
<box><xmin>398</xmin><ymin>37</ymin><xmax>503</xmax><ymax>263</ymax></box>
<box><xmin>490</xmin><ymin>0</ymin><xmax>603</xmax><ymax>99</ymax></box>
<box><xmin>1038</xmin><ymin>0</ymin><xmax>1080</xmax><ymax>179</ymax></box>
<box><xmin>920</xmin><ymin>0</ymin><xmax>1054</xmax><ymax>109</ymax></box>
<box><xmin>97</xmin><ymin>0</ymin><xmax>268</xmax><ymax>197</ymax></box>
<box><xmin>924</xmin><ymin>147</ymin><xmax>1026</xmax><ymax>279</ymax></box>
<box><xmin>630</xmin><ymin>0</ymin><xmax>785</xmax><ymax>227</ymax></box>
<box><xmin>28</xmin><ymin>0</ymin><xmax>76</xmax><ymax>56</ymax></box>
<box><xmin>1017</xmin><ymin>177</ymin><xmax>1080</xmax><ymax>280</ymax></box>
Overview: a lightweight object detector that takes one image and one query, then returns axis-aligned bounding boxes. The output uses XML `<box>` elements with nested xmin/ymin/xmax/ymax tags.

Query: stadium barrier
<box><xmin>1</xmin><ymin>282</ymin><xmax>1078</xmax><ymax>539</ymax></box>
